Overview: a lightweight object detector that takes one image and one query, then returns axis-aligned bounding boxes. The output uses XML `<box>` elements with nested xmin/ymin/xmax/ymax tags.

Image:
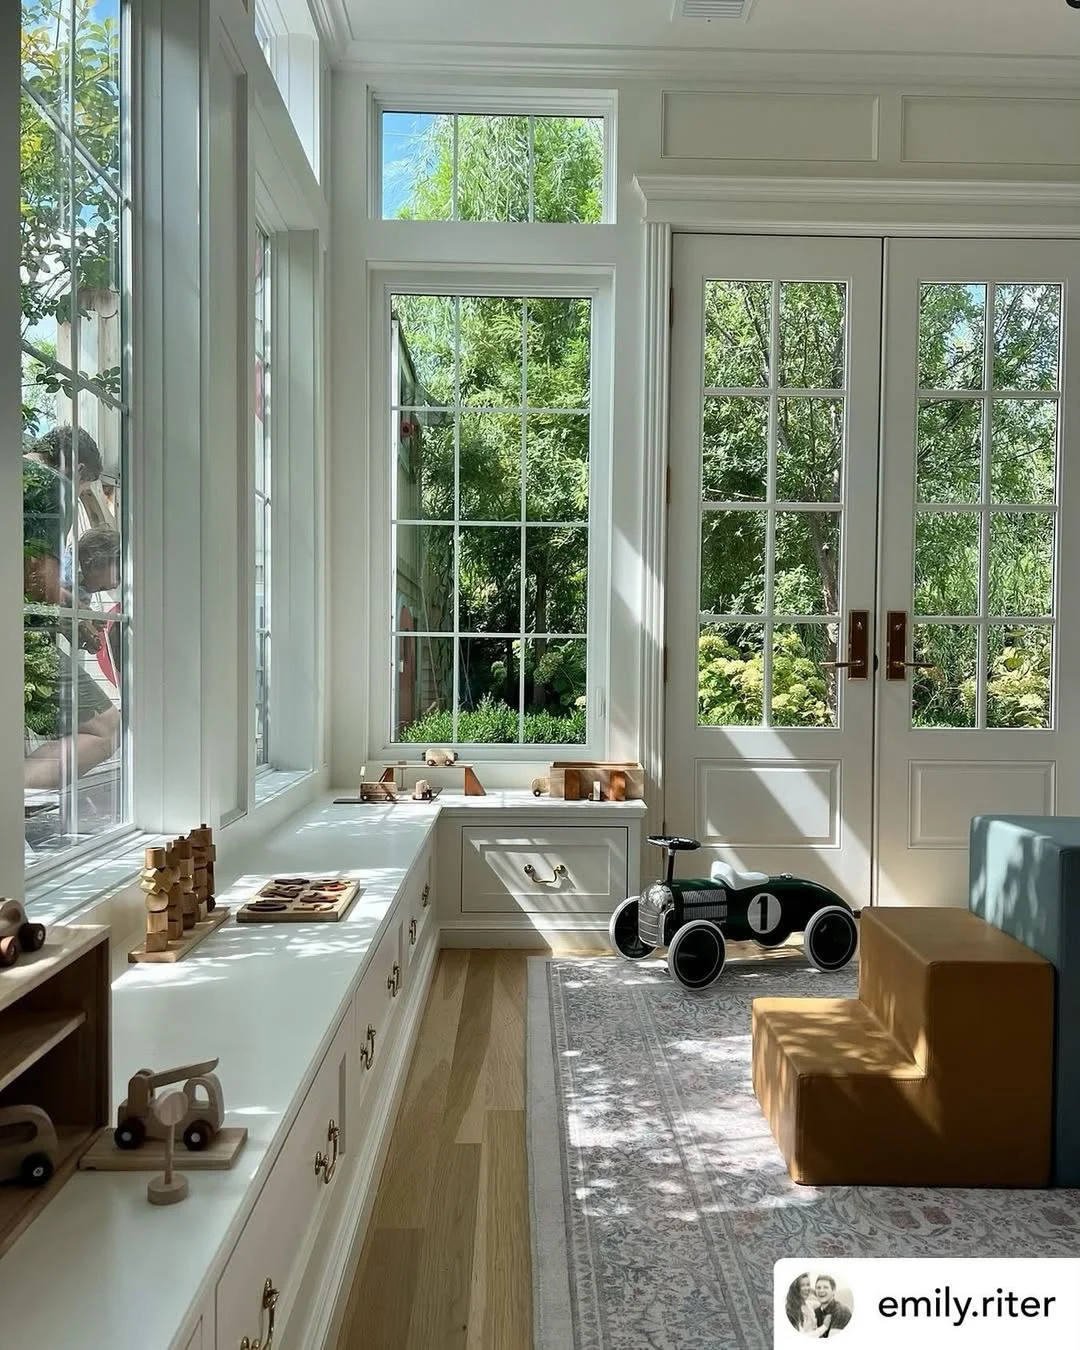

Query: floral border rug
<box><xmin>526</xmin><ymin>955</ymin><xmax>1080</xmax><ymax>1350</ymax></box>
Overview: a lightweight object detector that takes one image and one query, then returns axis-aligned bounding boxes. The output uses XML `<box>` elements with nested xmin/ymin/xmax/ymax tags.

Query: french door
<box><xmin>666</xmin><ymin>234</ymin><xmax>1080</xmax><ymax>908</ymax></box>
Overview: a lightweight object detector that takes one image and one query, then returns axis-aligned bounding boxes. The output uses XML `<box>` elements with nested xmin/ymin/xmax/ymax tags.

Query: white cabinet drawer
<box><xmin>460</xmin><ymin>827</ymin><xmax>628</xmax><ymax>914</ymax></box>
<box><xmin>215</xmin><ymin>1013</ymin><xmax>351</xmax><ymax>1349</ymax></box>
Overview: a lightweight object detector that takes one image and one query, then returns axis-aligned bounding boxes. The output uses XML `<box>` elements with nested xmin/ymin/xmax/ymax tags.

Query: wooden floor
<box><xmin>336</xmin><ymin>950</ymin><xmax>538</xmax><ymax>1350</ymax></box>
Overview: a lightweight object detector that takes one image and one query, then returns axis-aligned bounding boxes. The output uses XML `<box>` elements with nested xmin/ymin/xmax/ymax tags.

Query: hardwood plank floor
<box><xmin>337</xmin><ymin>950</ymin><xmax>539</xmax><ymax>1350</ymax></box>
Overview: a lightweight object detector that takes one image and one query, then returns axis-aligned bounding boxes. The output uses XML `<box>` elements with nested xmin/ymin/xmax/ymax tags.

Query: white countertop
<box><xmin>0</xmin><ymin>795</ymin><xmax>438</xmax><ymax>1350</ymax></box>
<box><xmin>0</xmin><ymin>789</ymin><xmax>645</xmax><ymax>1349</ymax></box>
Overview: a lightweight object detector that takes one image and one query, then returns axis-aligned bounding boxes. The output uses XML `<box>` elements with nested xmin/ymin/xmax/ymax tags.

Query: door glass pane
<box><xmin>700</xmin><ymin>512</ymin><xmax>766</xmax><ymax>614</ymax></box>
<box><xmin>698</xmin><ymin>623</ymin><xmax>764</xmax><ymax>726</ymax></box>
<box><xmin>703</xmin><ymin>281</ymin><xmax>771</xmax><ymax>388</ymax></box>
<box><xmin>703</xmin><ymin>396</ymin><xmax>767</xmax><ymax>501</ymax></box>
<box><xmin>988</xmin><ymin>513</ymin><xmax>1053</xmax><ymax>616</ymax></box>
<box><xmin>991</xmin><ymin>400</ymin><xmax>1056</xmax><ymax>504</ymax></box>
<box><xmin>919</xmin><ymin>283</ymin><xmax>986</xmax><ymax>390</ymax></box>
<box><xmin>774</xmin><ymin>511</ymin><xmax>840</xmax><ymax>616</ymax></box>
<box><xmin>914</xmin><ymin>512</ymin><xmax>979</xmax><ymax>616</ymax></box>
<box><xmin>917</xmin><ymin>398</ymin><xmax>981</xmax><ymax>503</ymax></box>
<box><xmin>779</xmin><ymin>283</ymin><xmax>846</xmax><ymax>389</ymax></box>
<box><xmin>776</xmin><ymin>398</ymin><xmax>843</xmax><ymax>502</ymax></box>
<box><xmin>911</xmin><ymin>624</ymin><xmax>977</xmax><ymax>728</ymax></box>
<box><xmin>993</xmin><ymin>284</ymin><xmax>1061</xmax><ymax>392</ymax></box>
<box><xmin>772</xmin><ymin>623</ymin><xmax>838</xmax><ymax>727</ymax></box>
<box><xmin>987</xmin><ymin>625</ymin><xmax>1051</xmax><ymax>729</ymax></box>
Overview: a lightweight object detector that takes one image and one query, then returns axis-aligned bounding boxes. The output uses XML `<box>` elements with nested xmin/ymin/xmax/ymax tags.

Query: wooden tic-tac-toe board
<box><xmin>236</xmin><ymin>876</ymin><xmax>364</xmax><ymax>923</ymax></box>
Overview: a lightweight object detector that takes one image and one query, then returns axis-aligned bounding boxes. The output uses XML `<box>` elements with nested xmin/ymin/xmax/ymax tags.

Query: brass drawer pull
<box><xmin>409</xmin><ymin>918</ymin><xmax>418</xmax><ymax>945</ymax></box>
<box><xmin>387</xmin><ymin>963</ymin><xmax>401</xmax><ymax>996</ymax></box>
<box><xmin>314</xmin><ymin>1119</ymin><xmax>340</xmax><ymax>1184</ymax></box>
<box><xmin>240</xmin><ymin>1277</ymin><xmax>278</xmax><ymax>1349</ymax></box>
<box><xmin>359</xmin><ymin>1024</ymin><xmax>376</xmax><ymax>1069</ymax></box>
<box><xmin>524</xmin><ymin>862</ymin><xmax>568</xmax><ymax>885</ymax></box>
<box><xmin>421</xmin><ymin>883</ymin><xmax>431</xmax><ymax>908</ymax></box>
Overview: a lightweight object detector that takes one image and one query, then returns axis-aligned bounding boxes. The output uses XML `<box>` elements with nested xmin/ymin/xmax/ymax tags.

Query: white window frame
<box><xmin>368</xmin><ymin>265</ymin><xmax>613</xmax><ymax>761</ymax></box>
<box><xmin>18</xmin><ymin>0</ymin><xmax>136</xmax><ymax>881</ymax></box>
<box><xmin>370</xmin><ymin>89</ymin><xmax>617</xmax><ymax>226</ymax></box>
<box><xmin>253</xmin><ymin>221</ymin><xmax>273</xmax><ymax>772</ymax></box>
<box><xmin>253</xmin><ymin>0</ymin><xmax>322</xmax><ymax>179</ymax></box>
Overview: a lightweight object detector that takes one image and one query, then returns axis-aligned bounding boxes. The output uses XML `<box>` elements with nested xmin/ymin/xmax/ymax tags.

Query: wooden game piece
<box><xmin>173</xmin><ymin>838</ymin><xmax>197</xmax><ymax>932</ymax></box>
<box><xmin>140</xmin><ymin>846</ymin><xmax>179</xmax><ymax>954</ymax></box>
<box><xmin>164</xmin><ymin>843</ymin><xmax>185</xmax><ymax>942</ymax></box>
<box><xmin>237</xmin><ymin>877</ymin><xmax>363</xmax><ymax>923</ymax></box>
<box><xmin>190</xmin><ymin>824</ymin><xmax>217</xmax><ymax>912</ymax></box>
<box><xmin>146</xmin><ymin>1090</ymin><xmax>190</xmax><ymax>1206</ymax></box>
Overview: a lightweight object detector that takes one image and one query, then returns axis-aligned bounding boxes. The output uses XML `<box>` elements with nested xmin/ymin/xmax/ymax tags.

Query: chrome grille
<box><xmin>639</xmin><ymin>883</ymin><xmax>674</xmax><ymax>947</ymax></box>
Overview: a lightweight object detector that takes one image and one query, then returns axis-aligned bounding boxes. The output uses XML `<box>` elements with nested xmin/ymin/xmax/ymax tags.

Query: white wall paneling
<box><xmin>661</xmin><ymin>90</ymin><xmax>880</xmax><ymax>163</ymax></box>
<box><xmin>901</xmin><ymin>96</ymin><xmax>1080</xmax><ymax>169</ymax></box>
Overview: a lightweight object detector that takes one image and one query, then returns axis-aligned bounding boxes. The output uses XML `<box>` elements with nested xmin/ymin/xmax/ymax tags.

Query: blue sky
<box><xmin>381</xmin><ymin>111</ymin><xmax>434</xmax><ymax>217</ymax></box>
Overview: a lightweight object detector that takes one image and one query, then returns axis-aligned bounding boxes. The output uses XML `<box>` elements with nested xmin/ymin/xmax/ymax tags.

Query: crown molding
<box><xmin>306</xmin><ymin>0</ymin><xmax>351</xmax><ymax>52</ymax></box>
<box><xmin>333</xmin><ymin>38</ymin><xmax>1080</xmax><ymax>87</ymax></box>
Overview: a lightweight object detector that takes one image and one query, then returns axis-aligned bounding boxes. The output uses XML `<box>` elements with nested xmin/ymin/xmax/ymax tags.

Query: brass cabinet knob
<box><xmin>240</xmin><ymin>1277</ymin><xmax>278</xmax><ymax>1349</ymax></box>
<box><xmin>314</xmin><ymin>1119</ymin><xmax>340</xmax><ymax>1184</ymax></box>
<box><xmin>524</xmin><ymin>862</ymin><xmax>568</xmax><ymax>885</ymax></box>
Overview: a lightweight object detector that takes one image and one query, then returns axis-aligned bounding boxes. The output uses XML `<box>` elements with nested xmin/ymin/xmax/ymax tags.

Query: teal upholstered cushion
<box><xmin>970</xmin><ymin>815</ymin><xmax>1080</xmax><ymax>1186</ymax></box>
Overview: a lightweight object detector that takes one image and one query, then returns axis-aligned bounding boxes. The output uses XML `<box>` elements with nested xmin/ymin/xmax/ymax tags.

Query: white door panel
<box><xmin>875</xmin><ymin>239</ymin><xmax>1080</xmax><ymax>906</ymax></box>
<box><xmin>665</xmin><ymin>235</ymin><xmax>882</xmax><ymax>907</ymax></box>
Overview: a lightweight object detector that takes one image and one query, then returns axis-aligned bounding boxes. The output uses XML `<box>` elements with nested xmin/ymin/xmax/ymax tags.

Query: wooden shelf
<box><xmin>0</xmin><ymin>1125</ymin><xmax>94</xmax><ymax>1261</ymax></box>
<box><xmin>0</xmin><ymin>1012</ymin><xmax>87</xmax><ymax>1095</ymax></box>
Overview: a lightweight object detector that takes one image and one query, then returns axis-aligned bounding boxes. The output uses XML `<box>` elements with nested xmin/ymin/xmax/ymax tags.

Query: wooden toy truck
<box><xmin>0</xmin><ymin>1105</ymin><xmax>59</xmax><ymax>1187</ymax></box>
<box><xmin>0</xmin><ymin>899</ymin><xmax>47</xmax><ymax>969</ymax></box>
<box><xmin>115</xmin><ymin>1059</ymin><xmax>225</xmax><ymax>1152</ymax></box>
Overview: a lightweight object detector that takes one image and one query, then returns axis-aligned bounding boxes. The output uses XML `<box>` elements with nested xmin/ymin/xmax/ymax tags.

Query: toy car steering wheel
<box><xmin>647</xmin><ymin>834</ymin><xmax>701</xmax><ymax>883</ymax></box>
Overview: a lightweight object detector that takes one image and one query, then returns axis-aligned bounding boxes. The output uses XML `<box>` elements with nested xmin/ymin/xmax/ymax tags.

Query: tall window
<box><xmin>21</xmin><ymin>0</ymin><xmax>129</xmax><ymax>863</ymax></box>
<box><xmin>254</xmin><ymin>227</ymin><xmax>272</xmax><ymax>767</ymax></box>
<box><xmin>390</xmin><ymin>293</ymin><xmax>592</xmax><ymax>746</ymax></box>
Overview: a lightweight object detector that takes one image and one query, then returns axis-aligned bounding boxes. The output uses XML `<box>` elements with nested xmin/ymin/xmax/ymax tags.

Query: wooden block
<box><xmin>563</xmin><ymin>768</ymin><xmax>580</xmax><ymax>801</ymax></box>
<box><xmin>144</xmin><ymin>846</ymin><xmax>168</xmax><ymax>869</ymax></box>
<box><xmin>609</xmin><ymin>769</ymin><xmax>626</xmax><ymax>801</ymax></box>
<box><xmin>463</xmin><ymin>765</ymin><xmax>486</xmax><ymax>796</ymax></box>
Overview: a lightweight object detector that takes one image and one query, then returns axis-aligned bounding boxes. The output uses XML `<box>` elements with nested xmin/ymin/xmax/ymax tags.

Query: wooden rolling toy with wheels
<box><xmin>115</xmin><ymin>1059</ymin><xmax>224</xmax><ymax>1153</ymax></box>
<box><xmin>609</xmin><ymin>834</ymin><xmax>858</xmax><ymax>991</ymax></box>
<box><xmin>0</xmin><ymin>900</ymin><xmax>47</xmax><ymax>969</ymax></box>
<box><xmin>0</xmin><ymin>1106</ymin><xmax>59</xmax><ymax>1188</ymax></box>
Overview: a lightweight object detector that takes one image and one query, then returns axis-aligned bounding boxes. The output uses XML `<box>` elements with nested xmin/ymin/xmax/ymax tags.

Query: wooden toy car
<box><xmin>609</xmin><ymin>835</ymin><xmax>859</xmax><ymax>990</ymax></box>
<box><xmin>422</xmin><ymin>747</ymin><xmax>458</xmax><ymax>767</ymax></box>
<box><xmin>115</xmin><ymin>1058</ymin><xmax>224</xmax><ymax>1152</ymax></box>
<box><xmin>0</xmin><ymin>898</ymin><xmax>47</xmax><ymax>969</ymax></box>
<box><xmin>0</xmin><ymin>1105</ymin><xmax>59</xmax><ymax>1187</ymax></box>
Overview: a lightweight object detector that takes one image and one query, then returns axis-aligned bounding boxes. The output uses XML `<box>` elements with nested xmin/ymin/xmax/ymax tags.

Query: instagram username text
<box><xmin>879</xmin><ymin>1288</ymin><xmax>1057</xmax><ymax>1328</ymax></box>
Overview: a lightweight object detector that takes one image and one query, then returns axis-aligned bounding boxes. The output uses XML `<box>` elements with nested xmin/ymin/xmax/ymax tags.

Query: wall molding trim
<box><xmin>334</xmin><ymin>41</ymin><xmax>1080</xmax><ymax>88</ymax></box>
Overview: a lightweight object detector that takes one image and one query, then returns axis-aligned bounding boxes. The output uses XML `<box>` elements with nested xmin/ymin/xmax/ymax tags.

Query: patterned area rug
<box><xmin>526</xmin><ymin>955</ymin><xmax>1080</xmax><ymax>1350</ymax></box>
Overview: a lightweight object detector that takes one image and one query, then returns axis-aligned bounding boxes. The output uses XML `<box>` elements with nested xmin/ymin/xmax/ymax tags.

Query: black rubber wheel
<box><xmin>804</xmin><ymin>906</ymin><xmax>859</xmax><ymax>972</ymax></box>
<box><xmin>17</xmin><ymin>921</ymin><xmax>47</xmax><ymax>952</ymax></box>
<box><xmin>183</xmin><ymin>1119</ymin><xmax>213</xmax><ymax>1152</ymax></box>
<box><xmin>20</xmin><ymin>1152</ymin><xmax>54</xmax><ymax>1187</ymax></box>
<box><xmin>114</xmin><ymin>1117</ymin><xmax>146</xmax><ymax>1150</ymax></box>
<box><xmin>608</xmin><ymin>897</ymin><xmax>655</xmax><ymax>961</ymax></box>
<box><xmin>667</xmin><ymin>920</ymin><xmax>727</xmax><ymax>990</ymax></box>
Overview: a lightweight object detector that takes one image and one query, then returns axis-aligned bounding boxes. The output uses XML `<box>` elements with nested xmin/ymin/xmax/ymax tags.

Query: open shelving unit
<box><xmin>0</xmin><ymin>925</ymin><xmax>109</xmax><ymax>1259</ymax></box>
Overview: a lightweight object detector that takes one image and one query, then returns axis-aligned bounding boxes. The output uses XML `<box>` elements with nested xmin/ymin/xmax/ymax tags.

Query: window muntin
<box><xmin>390</xmin><ymin>293</ymin><xmax>593</xmax><ymax>746</ymax></box>
<box><xmin>380</xmin><ymin>113</ymin><xmax>605</xmax><ymax>223</ymax></box>
<box><xmin>21</xmin><ymin>0</ymin><xmax>129</xmax><ymax>864</ymax></box>
<box><xmin>254</xmin><ymin>227</ymin><xmax>272</xmax><ymax>768</ymax></box>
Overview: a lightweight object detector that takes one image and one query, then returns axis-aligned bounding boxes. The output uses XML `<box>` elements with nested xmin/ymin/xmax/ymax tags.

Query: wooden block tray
<box><xmin>236</xmin><ymin>877</ymin><xmax>363</xmax><ymax>923</ymax></box>
<box><xmin>128</xmin><ymin>906</ymin><xmax>231</xmax><ymax>963</ymax></box>
<box><xmin>78</xmin><ymin>1125</ymin><xmax>247</xmax><ymax>1171</ymax></box>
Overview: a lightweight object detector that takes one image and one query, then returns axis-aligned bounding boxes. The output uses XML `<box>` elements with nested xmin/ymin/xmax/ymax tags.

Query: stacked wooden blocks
<box><xmin>130</xmin><ymin>825</ymin><xmax>228</xmax><ymax>964</ymax></box>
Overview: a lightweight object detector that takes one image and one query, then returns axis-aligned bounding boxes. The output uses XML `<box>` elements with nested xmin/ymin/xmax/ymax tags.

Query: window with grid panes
<box><xmin>254</xmin><ymin>226</ymin><xmax>272</xmax><ymax>767</ymax></box>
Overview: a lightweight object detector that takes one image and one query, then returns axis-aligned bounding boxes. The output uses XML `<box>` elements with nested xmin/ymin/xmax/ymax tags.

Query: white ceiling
<box><xmin>336</xmin><ymin>0</ymin><xmax>1080</xmax><ymax>62</ymax></box>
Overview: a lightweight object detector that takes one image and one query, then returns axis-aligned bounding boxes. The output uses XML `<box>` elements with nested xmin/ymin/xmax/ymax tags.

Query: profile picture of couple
<box><xmin>785</xmin><ymin>1271</ymin><xmax>854</xmax><ymax>1338</ymax></box>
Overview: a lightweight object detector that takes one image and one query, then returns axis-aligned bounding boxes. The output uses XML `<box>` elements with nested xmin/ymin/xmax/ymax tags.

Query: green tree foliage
<box><xmin>391</xmin><ymin>116</ymin><xmax>599</xmax><ymax>742</ymax></box>
<box><xmin>699</xmin><ymin>277</ymin><xmax>1059</xmax><ymax>730</ymax></box>
<box><xmin>21</xmin><ymin>0</ymin><xmax>121</xmax><ymax>429</ymax></box>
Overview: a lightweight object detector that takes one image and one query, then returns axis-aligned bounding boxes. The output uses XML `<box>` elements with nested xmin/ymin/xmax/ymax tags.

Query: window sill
<box><xmin>254</xmin><ymin>766</ymin><xmax>312</xmax><ymax>805</ymax></box>
<box><xmin>25</xmin><ymin>769</ymin><xmax>326</xmax><ymax>929</ymax></box>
